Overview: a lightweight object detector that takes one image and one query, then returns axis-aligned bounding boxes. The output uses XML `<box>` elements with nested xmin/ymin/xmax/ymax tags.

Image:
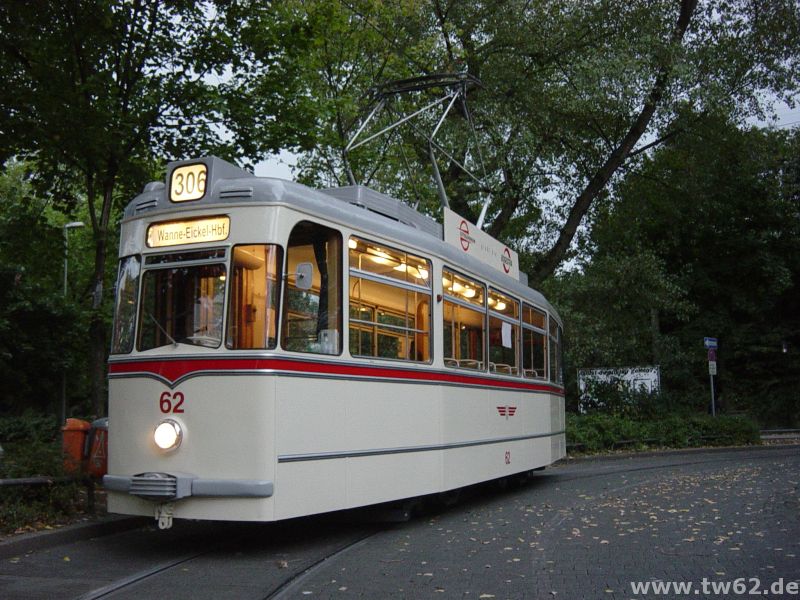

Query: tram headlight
<box><xmin>154</xmin><ymin>419</ymin><xmax>183</xmax><ymax>451</ymax></box>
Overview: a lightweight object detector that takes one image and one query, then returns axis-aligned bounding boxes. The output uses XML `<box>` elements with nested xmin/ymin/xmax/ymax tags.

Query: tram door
<box><xmin>281</xmin><ymin>221</ymin><xmax>343</xmax><ymax>355</ymax></box>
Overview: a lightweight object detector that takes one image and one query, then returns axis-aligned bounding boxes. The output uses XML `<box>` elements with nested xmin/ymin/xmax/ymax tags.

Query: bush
<box><xmin>567</xmin><ymin>413</ymin><xmax>760</xmax><ymax>454</ymax></box>
<box><xmin>0</xmin><ymin>416</ymin><xmax>82</xmax><ymax>534</ymax></box>
<box><xmin>0</xmin><ymin>411</ymin><xmax>60</xmax><ymax>444</ymax></box>
<box><xmin>579</xmin><ymin>380</ymin><xmax>662</xmax><ymax>419</ymax></box>
<box><xmin>0</xmin><ymin>480</ymin><xmax>80</xmax><ymax>534</ymax></box>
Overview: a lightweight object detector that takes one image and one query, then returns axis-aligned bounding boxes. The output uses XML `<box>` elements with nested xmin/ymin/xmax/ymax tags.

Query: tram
<box><xmin>103</xmin><ymin>156</ymin><xmax>565</xmax><ymax>529</ymax></box>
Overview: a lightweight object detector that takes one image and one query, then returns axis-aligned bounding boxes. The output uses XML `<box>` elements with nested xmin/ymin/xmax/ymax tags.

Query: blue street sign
<box><xmin>704</xmin><ymin>337</ymin><xmax>718</xmax><ymax>349</ymax></box>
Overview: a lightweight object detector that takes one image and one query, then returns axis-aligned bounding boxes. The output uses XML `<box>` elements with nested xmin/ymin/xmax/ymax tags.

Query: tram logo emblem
<box><xmin>501</xmin><ymin>247</ymin><xmax>512</xmax><ymax>273</ymax></box>
<box><xmin>458</xmin><ymin>219</ymin><xmax>475</xmax><ymax>252</ymax></box>
<box><xmin>497</xmin><ymin>406</ymin><xmax>517</xmax><ymax>419</ymax></box>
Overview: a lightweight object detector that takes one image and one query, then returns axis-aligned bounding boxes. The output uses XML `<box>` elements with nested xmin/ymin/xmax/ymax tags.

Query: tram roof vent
<box><xmin>219</xmin><ymin>186</ymin><xmax>254</xmax><ymax>200</ymax></box>
<box><xmin>132</xmin><ymin>182</ymin><xmax>165</xmax><ymax>213</ymax></box>
<box><xmin>321</xmin><ymin>185</ymin><xmax>442</xmax><ymax>239</ymax></box>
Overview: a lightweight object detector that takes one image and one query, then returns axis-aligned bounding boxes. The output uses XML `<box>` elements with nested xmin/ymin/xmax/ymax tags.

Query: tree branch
<box><xmin>529</xmin><ymin>0</ymin><xmax>698</xmax><ymax>284</ymax></box>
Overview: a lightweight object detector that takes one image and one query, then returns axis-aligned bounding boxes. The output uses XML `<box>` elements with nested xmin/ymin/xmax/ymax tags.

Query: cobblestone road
<box><xmin>1</xmin><ymin>446</ymin><xmax>797</xmax><ymax>599</ymax></box>
<box><xmin>292</xmin><ymin>447</ymin><xmax>800</xmax><ymax>599</ymax></box>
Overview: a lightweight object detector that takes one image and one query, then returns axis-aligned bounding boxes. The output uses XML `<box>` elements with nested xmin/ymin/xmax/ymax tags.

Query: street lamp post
<box><xmin>61</xmin><ymin>221</ymin><xmax>84</xmax><ymax>428</ymax></box>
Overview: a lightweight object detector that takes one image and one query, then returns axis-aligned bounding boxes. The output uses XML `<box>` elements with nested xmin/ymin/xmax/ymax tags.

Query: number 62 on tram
<box><xmin>103</xmin><ymin>156</ymin><xmax>565</xmax><ymax>529</ymax></box>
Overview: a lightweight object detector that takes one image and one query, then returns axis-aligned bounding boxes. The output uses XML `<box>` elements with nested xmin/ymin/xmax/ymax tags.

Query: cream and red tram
<box><xmin>104</xmin><ymin>156</ymin><xmax>565</xmax><ymax>529</ymax></box>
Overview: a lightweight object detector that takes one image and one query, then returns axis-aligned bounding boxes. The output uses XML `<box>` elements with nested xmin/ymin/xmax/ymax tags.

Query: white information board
<box><xmin>577</xmin><ymin>366</ymin><xmax>661</xmax><ymax>397</ymax></box>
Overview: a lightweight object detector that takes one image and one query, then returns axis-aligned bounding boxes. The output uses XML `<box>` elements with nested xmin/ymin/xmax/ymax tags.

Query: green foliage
<box><xmin>0</xmin><ymin>163</ymin><xmax>94</xmax><ymax>416</ymax></box>
<box><xmin>0</xmin><ymin>413</ymin><xmax>81</xmax><ymax>534</ymax></box>
<box><xmin>242</xmin><ymin>0</ymin><xmax>800</xmax><ymax>281</ymax></box>
<box><xmin>0</xmin><ymin>411</ymin><xmax>60</xmax><ymax>445</ymax></box>
<box><xmin>0</xmin><ymin>440</ymin><xmax>80</xmax><ymax>534</ymax></box>
<box><xmin>545</xmin><ymin>247</ymin><xmax>695</xmax><ymax>372</ymax></box>
<box><xmin>579</xmin><ymin>380</ymin><xmax>662</xmax><ymax>420</ymax></box>
<box><xmin>0</xmin><ymin>440</ymin><xmax>63</xmax><ymax>479</ymax></box>
<box><xmin>567</xmin><ymin>413</ymin><xmax>761</xmax><ymax>453</ymax></box>
<box><xmin>0</xmin><ymin>482</ymin><xmax>80</xmax><ymax>535</ymax></box>
<box><xmin>0</xmin><ymin>0</ymin><xmax>250</xmax><ymax>414</ymax></box>
<box><xmin>554</xmin><ymin>117</ymin><xmax>800</xmax><ymax>426</ymax></box>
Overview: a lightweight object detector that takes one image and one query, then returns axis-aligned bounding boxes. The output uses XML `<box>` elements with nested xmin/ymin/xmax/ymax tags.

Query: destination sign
<box><xmin>443</xmin><ymin>207</ymin><xmax>519</xmax><ymax>279</ymax></box>
<box><xmin>147</xmin><ymin>216</ymin><xmax>230</xmax><ymax>248</ymax></box>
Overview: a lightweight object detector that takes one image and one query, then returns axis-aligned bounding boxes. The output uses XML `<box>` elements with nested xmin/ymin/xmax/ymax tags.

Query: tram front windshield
<box><xmin>138</xmin><ymin>261</ymin><xmax>226</xmax><ymax>350</ymax></box>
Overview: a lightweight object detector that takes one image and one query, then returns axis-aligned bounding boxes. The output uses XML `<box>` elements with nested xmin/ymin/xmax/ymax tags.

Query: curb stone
<box><xmin>0</xmin><ymin>516</ymin><xmax>149</xmax><ymax>559</ymax></box>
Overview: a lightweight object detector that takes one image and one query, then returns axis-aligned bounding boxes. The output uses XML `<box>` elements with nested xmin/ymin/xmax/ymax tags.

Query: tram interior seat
<box><xmin>444</xmin><ymin>358</ymin><xmax>484</xmax><ymax>370</ymax></box>
<box><xmin>524</xmin><ymin>368</ymin><xmax>540</xmax><ymax>378</ymax></box>
<box><xmin>490</xmin><ymin>362</ymin><xmax>516</xmax><ymax>375</ymax></box>
<box><xmin>459</xmin><ymin>359</ymin><xmax>483</xmax><ymax>369</ymax></box>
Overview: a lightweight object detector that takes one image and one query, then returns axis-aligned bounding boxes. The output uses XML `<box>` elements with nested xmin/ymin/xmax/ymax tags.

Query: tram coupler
<box><xmin>155</xmin><ymin>502</ymin><xmax>175</xmax><ymax>530</ymax></box>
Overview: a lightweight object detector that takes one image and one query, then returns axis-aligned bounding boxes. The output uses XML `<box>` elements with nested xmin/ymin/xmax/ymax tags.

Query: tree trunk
<box><xmin>89</xmin><ymin>230</ymin><xmax>108</xmax><ymax>417</ymax></box>
<box><xmin>87</xmin><ymin>175</ymin><xmax>116</xmax><ymax>417</ymax></box>
<box><xmin>89</xmin><ymin>312</ymin><xmax>107</xmax><ymax>417</ymax></box>
<box><xmin>651</xmin><ymin>307</ymin><xmax>660</xmax><ymax>365</ymax></box>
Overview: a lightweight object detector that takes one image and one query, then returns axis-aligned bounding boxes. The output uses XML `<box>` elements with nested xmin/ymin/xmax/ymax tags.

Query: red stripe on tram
<box><xmin>108</xmin><ymin>357</ymin><xmax>564</xmax><ymax>394</ymax></box>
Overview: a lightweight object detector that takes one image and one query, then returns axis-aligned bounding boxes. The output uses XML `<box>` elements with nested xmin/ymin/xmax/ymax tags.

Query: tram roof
<box><xmin>125</xmin><ymin>156</ymin><xmax>560</xmax><ymax>322</ymax></box>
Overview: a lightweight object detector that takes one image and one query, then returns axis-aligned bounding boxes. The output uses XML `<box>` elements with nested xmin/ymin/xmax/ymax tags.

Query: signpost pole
<box><xmin>709</xmin><ymin>372</ymin><xmax>716</xmax><ymax>417</ymax></box>
<box><xmin>704</xmin><ymin>337</ymin><xmax>718</xmax><ymax>417</ymax></box>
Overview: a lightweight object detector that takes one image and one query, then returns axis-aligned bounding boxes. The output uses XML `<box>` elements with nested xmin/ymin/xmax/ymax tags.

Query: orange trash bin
<box><xmin>62</xmin><ymin>418</ymin><xmax>90</xmax><ymax>474</ymax></box>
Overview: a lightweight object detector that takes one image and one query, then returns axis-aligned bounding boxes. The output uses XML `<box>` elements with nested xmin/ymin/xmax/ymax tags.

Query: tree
<box><xmin>0</xmin><ymin>161</ymin><xmax>90</xmax><ymax>416</ymax></box>
<box><xmin>580</xmin><ymin>115</ymin><xmax>800</xmax><ymax>422</ymax></box>
<box><xmin>248</xmin><ymin>0</ymin><xmax>800</xmax><ymax>285</ymax></box>
<box><xmin>0</xmin><ymin>1</ymin><xmax>243</xmax><ymax>415</ymax></box>
<box><xmin>546</xmin><ymin>247</ymin><xmax>695</xmax><ymax>372</ymax></box>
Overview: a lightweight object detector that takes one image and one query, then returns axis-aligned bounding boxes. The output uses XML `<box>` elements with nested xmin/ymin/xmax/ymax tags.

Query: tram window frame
<box><xmin>281</xmin><ymin>221</ymin><xmax>343</xmax><ymax>355</ymax></box>
<box><xmin>348</xmin><ymin>236</ymin><xmax>432</xmax><ymax>363</ymax></box>
<box><xmin>549</xmin><ymin>318</ymin><xmax>564</xmax><ymax>385</ymax></box>
<box><xmin>522</xmin><ymin>303</ymin><xmax>548</xmax><ymax>380</ymax></box>
<box><xmin>226</xmin><ymin>244</ymin><xmax>283</xmax><ymax>350</ymax></box>
<box><xmin>137</xmin><ymin>259</ymin><xmax>227</xmax><ymax>351</ymax></box>
<box><xmin>110</xmin><ymin>255</ymin><xmax>141</xmax><ymax>354</ymax></box>
<box><xmin>442</xmin><ymin>268</ymin><xmax>486</xmax><ymax>371</ymax></box>
<box><xmin>488</xmin><ymin>288</ymin><xmax>521</xmax><ymax>376</ymax></box>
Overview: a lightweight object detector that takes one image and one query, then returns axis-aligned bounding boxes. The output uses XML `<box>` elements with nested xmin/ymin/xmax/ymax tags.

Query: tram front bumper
<box><xmin>103</xmin><ymin>472</ymin><xmax>274</xmax><ymax>501</ymax></box>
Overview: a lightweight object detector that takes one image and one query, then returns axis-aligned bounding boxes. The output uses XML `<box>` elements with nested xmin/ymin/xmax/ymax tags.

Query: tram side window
<box><xmin>488</xmin><ymin>289</ymin><xmax>520</xmax><ymax>375</ymax></box>
<box><xmin>111</xmin><ymin>255</ymin><xmax>141</xmax><ymax>354</ymax></box>
<box><xmin>549</xmin><ymin>319</ymin><xmax>564</xmax><ymax>384</ymax></box>
<box><xmin>522</xmin><ymin>304</ymin><xmax>547</xmax><ymax>379</ymax></box>
<box><xmin>281</xmin><ymin>221</ymin><xmax>342</xmax><ymax>355</ymax></box>
<box><xmin>348</xmin><ymin>237</ymin><xmax>431</xmax><ymax>362</ymax></box>
<box><xmin>227</xmin><ymin>245</ymin><xmax>282</xmax><ymax>349</ymax></box>
<box><xmin>442</xmin><ymin>269</ymin><xmax>485</xmax><ymax>370</ymax></box>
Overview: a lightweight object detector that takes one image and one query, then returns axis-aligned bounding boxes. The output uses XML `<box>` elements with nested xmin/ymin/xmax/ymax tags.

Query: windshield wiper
<box><xmin>148</xmin><ymin>313</ymin><xmax>178</xmax><ymax>348</ymax></box>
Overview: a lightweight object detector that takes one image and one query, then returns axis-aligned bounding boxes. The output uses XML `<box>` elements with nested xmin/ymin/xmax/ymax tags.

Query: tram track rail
<box><xmin>263</xmin><ymin>531</ymin><xmax>379</xmax><ymax>600</ymax></box>
<box><xmin>71</xmin><ymin>521</ymin><xmax>386</xmax><ymax>600</ymax></box>
<box><xmin>77</xmin><ymin>549</ymin><xmax>208</xmax><ymax>600</ymax></box>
